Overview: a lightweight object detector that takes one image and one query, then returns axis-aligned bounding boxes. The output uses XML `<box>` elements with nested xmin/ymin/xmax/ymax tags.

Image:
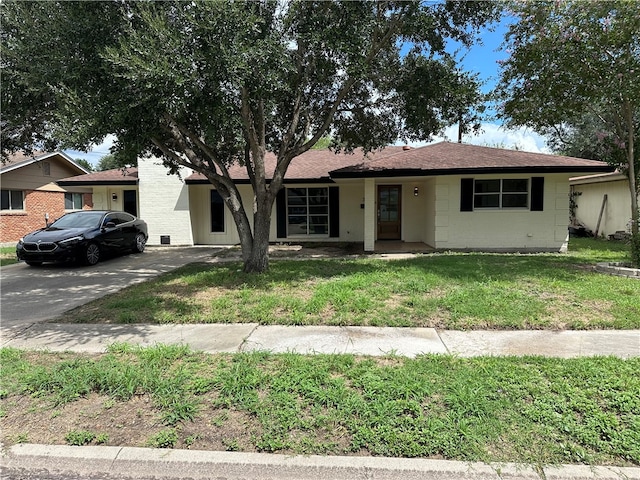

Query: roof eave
<box><xmin>185</xmin><ymin>177</ymin><xmax>335</xmax><ymax>185</ymax></box>
<box><xmin>329</xmin><ymin>165</ymin><xmax>615</xmax><ymax>179</ymax></box>
<box><xmin>57</xmin><ymin>179</ymin><xmax>139</xmax><ymax>186</ymax></box>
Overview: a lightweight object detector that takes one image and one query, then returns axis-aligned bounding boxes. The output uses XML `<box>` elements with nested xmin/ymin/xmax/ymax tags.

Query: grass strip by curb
<box><xmin>1</xmin><ymin>345</ymin><xmax>638</xmax><ymax>467</ymax></box>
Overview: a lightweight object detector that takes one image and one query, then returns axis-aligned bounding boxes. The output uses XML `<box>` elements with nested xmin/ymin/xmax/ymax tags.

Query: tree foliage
<box><xmin>96</xmin><ymin>154</ymin><xmax>126</xmax><ymax>172</ymax></box>
<box><xmin>73</xmin><ymin>158</ymin><xmax>94</xmax><ymax>172</ymax></box>
<box><xmin>2</xmin><ymin>0</ymin><xmax>500</xmax><ymax>272</ymax></box>
<box><xmin>497</xmin><ymin>0</ymin><xmax>640</xmax><ymax>258</ymax></box>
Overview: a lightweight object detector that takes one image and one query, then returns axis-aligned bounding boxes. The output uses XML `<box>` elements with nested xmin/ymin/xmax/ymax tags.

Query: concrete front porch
<box><xmin>374</xmin><ymin>241</ymin><xmax>434</xmax><ymax>254</ymax></box>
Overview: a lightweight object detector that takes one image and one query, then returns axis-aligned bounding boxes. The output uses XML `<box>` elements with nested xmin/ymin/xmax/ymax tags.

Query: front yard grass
<box><xmin>1</xmin><ymin>345</ymin><xmax>638</xmax><ymax>466</ymax></box>
<box><xmin>61</xmin><ymin>238</ymin><xmax>640</xmax><ymax>329</ymax></box>
<box><xmin>0</xmin><ymin>246</ymin><xmax>18</xmax><ymax>267</ymax></box>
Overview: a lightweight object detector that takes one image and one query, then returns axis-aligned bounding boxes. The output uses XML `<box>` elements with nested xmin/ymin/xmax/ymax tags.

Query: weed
<box><xmin>185</xmin><ymin>434</ymin><xmax>200</xmax><ymax>447</ymax></box>
<box><xmin>65</xmin><ymin>430</ymin><xmax>96</xmax><ymax>446</ymax></box>
<box><xmin>147</xmin><ymin>428</ymin><xmax>178</xmax><ymax>448</ymax></box>
<box><xmin>223</xmin><ymin>438</ymin><xmax>240</xmax><ymax>451</ymax></box>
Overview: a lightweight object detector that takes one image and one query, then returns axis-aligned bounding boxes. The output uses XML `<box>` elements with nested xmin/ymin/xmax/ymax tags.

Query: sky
<box><xmin>65</xmin><ymin>16</ymin><xmax>550</xmax><ymax>166</ymax></box>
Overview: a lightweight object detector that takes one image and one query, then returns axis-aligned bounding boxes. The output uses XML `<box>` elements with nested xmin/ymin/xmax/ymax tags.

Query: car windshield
<box><xmin>50</xmin><ymin>212</ymin><xmax>105</xmax><ymax>229</ymax></box>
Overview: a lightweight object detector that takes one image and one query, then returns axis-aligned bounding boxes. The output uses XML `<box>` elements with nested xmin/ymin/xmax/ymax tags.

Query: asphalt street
<box><xmin>0</xmin><ymin>246</ymin><xmax>220</xmax><ymax>335</ymax></box>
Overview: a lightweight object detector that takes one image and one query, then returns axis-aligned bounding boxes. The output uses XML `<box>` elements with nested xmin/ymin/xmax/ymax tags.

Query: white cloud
<box><xmin>63</xmin><ymin>134</ymin><xmax>116</xmax><ymax>166</ymax></box>
<box><xmin>402</xmin><ymin>122</ymin><xmax>552</xmax><ymax>154</ymax></box>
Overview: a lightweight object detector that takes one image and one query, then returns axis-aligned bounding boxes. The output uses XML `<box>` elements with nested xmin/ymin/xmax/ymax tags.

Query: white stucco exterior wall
<box><xmin>138</xmin><ymin>157</ymin><xmax>194</xmax><ymax>246</ymax></box>
<box><xmin>571</xmin><ymin>177</ymin><xmax>636</xmax><ymax>237</ymax></box>
<box><xmin>434</xmin><ymin>173</ymin><xmax>571</xmax><ymax>252</ymax></box>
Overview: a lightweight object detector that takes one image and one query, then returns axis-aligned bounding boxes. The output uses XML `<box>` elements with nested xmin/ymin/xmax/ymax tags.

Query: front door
<box><xmin>123</xmin><ymin>190</ymin><xmax>138</xmax><ymax>216</ymax></box>
<box><xmin>377</xmin><ymin>185</ymin><xmax>401</xmax><ymax>240</ymax></box>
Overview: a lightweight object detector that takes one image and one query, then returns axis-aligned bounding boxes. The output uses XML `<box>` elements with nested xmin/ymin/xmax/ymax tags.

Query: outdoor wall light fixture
<box><xmin>414</xmin><ymin>187</ymin><xmax>419</xmax><ymax>196</ymax></box>
<box><xmin>111</xmin><ymin>193</ymin><xmax>118</xmax><ymax>201</ymax></box>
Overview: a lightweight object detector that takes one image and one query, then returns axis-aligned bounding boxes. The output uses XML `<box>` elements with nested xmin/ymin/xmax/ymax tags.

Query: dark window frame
<box><xmin>1</xmin><ymin>189</ymin><xmax>25</xmax><ymax>211</ymax></box>
<box><xmin>286</xmin><ymin>187</ymin><xmax>330</xmax><ymax>236</ymax></box>
<box><xmin>473</xmin><ymin>178</ymin><xmax>529</xmax><ymax>210</ymax></box>
<box><xmin>210</xmin><ymin>190</ymin><xmax>225</xmax><ymax>233</ymax></box>
<box><xmin>64</xmin><ymin>192</ymin><xmax>84</xmax><ymax>210</ymax></box>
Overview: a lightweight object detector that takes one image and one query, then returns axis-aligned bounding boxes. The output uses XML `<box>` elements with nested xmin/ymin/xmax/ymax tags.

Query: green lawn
<box><xmin>62</xmin><ymin>238</ymin><xmax>640</xmax><ymax>329</ymax></box>
<box><xmin>3</xmin><ymin>238</ymin><xmax>638</xmax><ymax>465</ymax></box>
<box><xmin>0</xmin><ymin>246</ymin><xmax>18</xmax><ymax>267</ymax></box>
<box><xmin>1</xmin><ymin>346</ymin><xmax>638</xmax><ymax>466</ymax></box>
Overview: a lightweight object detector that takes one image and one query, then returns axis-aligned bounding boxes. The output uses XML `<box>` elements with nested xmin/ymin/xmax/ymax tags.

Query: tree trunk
<box><xmin>242</xmin><ymin>191</ymin><xmax>275</xmax><ymax>273</ymax></box>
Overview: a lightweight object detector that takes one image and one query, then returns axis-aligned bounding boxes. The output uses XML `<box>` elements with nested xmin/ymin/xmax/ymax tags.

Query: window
<box><xmin>287</xmin><ymin>187</ymin><xmax>329</xmax><ymax>235</ymax></box>
<box><xmin>42</xmin><ymin>161</ymin><xmax>51</xmax><ymax>176</ymax></box>
<box><xmin>1</xmin><ymin>190</ymin><xmax>24</xmax><ymax>210</ymax></box>
<box><xmin>210</xmin><ymin>190</ymin><xmax>224</xmax><ymax>232</ymax></box>
<box><xmin>474</xmin><ymin>179</ymin><xmax>528</xmax><ymax>209</ymax></box>
<box><xmin>64</xmin><ymin>192</ymin><xmax>84</xmax><ymax>210</ymax></box>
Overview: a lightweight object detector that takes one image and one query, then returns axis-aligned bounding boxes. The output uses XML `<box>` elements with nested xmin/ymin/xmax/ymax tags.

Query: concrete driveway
<box><xmin>0</xmin><ymin>246</ymin><xmax>221</xmax><ymax>337</ymax></box>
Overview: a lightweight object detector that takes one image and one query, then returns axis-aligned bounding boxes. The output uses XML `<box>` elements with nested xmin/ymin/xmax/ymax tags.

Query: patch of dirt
<box><xmin>0</xmin><ymin>392</ymin><xmax>265</xmax><ymax>453</ymax></box>
<box><xmin>1</xmin><ymin>393</ymin><xmax>160</xmax><ymax>448</ymax></box>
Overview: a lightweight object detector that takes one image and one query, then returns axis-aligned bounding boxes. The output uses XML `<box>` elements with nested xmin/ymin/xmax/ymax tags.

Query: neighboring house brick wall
<box><xmin>0</xmin><ymin>190</ymin><xmax>92</xmax><ymax>243</ymax></box>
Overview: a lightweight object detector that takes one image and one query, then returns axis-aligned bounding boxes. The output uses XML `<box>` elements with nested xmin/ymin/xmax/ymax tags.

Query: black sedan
<box><xmin>16</xmin><ymin>210</ymin><xmax>148</xmax><ymax>266</ymax></box>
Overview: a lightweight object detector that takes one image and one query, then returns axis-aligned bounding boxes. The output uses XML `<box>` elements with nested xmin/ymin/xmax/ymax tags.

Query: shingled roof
<box><xmin>186</xmin><ymin>142</ymin><xmax>611</xmax><ymax>183</ymax></box>
<box><xmin>184</xmin><ymin>147</ymin><xmax>407</xmax><ymax>183</ymax></box>
<box><xmin>330</xmin><ymin>142</ymin><xmax>613</xmax><ymax>178</ymax></box>
<box><xmin>1</xmin><ymin>151</ymin><xmax>89</xmax><ymax>175</ymax></box>
<box><xmin>57</xmin><ymin>167</ymin><xmax>138</xmax><ymax>186</ymax></box>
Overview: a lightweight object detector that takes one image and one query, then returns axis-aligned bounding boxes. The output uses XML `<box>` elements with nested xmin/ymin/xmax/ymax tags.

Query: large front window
<box><xmin>474</xmin><ymin>179</ymin><xmax>528</xmax><ymax>209</ymax></box>
<box><xmin>287</xmin><ymin>187</ymin><xmax>329</xmax><ymax>235</ymax></box>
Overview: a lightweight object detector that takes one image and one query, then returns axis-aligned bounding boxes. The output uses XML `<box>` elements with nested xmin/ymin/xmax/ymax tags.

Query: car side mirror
<box><xmin>104</xmin><ymin>221</ymin><xmax>116</xmax><ymax>229</ymax></box>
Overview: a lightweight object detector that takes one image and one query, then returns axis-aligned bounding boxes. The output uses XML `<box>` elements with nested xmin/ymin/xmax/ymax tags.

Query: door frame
<box><xmin>377</xmin><ymin>184</ymin><xmax>402</xmax><ymax>240</ymax></box>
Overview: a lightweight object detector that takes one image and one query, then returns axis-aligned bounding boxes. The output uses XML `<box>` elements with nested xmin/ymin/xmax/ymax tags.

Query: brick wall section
<box><xmin>0</xmin><ymin>191</ymin><xmax>93</xmax><ymax>243</ymax></box>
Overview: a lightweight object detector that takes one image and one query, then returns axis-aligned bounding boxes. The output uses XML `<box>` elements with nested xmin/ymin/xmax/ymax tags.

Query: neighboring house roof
<box><xmin>330</xmin><ymin>142</ymin><xmax>614</xmax><ymax>178</ymax></box>
<box><xmin>57</xmin><ymin>167</ymin><xmax>139</xmax><ymax>186</ymax></box>
<box><xmin>0</xmin><ymin>151</ymin><xmax>90</xmax><ymax>176</ymax></box>
<box><xmin>569</xmin><ymin>171</ymin><xmax>628</xmax><ymax>185</ymax></box>
<box><xmin>185</xmin><ymin>146</ymin><xmax>406</xmax><ymax>184</ymax></box>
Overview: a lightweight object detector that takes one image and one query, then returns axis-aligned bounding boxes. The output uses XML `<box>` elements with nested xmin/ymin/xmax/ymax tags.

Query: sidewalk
<box><xmin>2</xmin><ymin>322</ymin><xmax>639</xmax><ymax>358</ymax></box>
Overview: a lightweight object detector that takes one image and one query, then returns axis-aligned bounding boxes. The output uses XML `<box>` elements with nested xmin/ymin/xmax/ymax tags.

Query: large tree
<box><xmin>2</xmin><ymin>1</ymin><xmax>499</xmax><ymax>272</ymax></box>
<box><xmin>497</xmin><ymin>0</ymin><xmax>640</xmax><ymax>263</ymax></box>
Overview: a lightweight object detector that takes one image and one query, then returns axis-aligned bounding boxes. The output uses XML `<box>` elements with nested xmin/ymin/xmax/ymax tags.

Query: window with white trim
<box><xmin>474</xmin><ymin>179</ymin><xmax>529</xmax><ymax>209</ymax></box>
<box><xmin>64</xmin><ymin>192</ymin><xmax>84</xmax><ymax>210</ymax></box>
<box><xmin>287</xmin><ymin>187</ymin><xmax>329</xmax><ymax>235</ymax></box>
<box><xmin>1</xmin><ymin>190</ymin><xmax>24</xmax><ymax>210</ymax></box>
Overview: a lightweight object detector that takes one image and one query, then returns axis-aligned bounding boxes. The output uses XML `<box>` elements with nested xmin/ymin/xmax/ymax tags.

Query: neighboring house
<box><xmin>569</xmin><ymin>172</ymin><xmax>639</xmax><ymax>237</ymax></box>
<box><xmin>1</xmin><ymin>151</ymin><xmax>91</xmax><ymax>243</ymax></box>
<box><xmin>58</xmin><ymin>142</ymin><xmax>612</xmax><ymax>252</ymax></box>
<box><xmin>57</xmin><ymin>167</ymin><xmax>139</xmax><ymax>217</ymax></box>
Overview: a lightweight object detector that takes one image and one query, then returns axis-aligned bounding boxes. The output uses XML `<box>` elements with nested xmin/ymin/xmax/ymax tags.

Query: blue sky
<box><xmin>65</xmin><ymin>16</ymin><xmax>550</xmax><ymax>166</ymax></box>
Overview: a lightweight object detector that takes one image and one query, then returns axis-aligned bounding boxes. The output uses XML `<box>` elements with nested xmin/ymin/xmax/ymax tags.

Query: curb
<box><xmin>2</xmin><ymin>444</ymin><xmax>639</xmax><ymax>480</ymax></box>
<box><xmin>595</xmin><ymin>262</ymin><xmax>640</xmax><ymax>278</ymax></box>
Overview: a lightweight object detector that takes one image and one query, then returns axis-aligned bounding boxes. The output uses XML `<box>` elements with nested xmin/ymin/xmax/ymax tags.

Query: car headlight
<box><xmin>17</xmin><ymin>238</ymin><xmax>24</xmax><ymax>246</ymax></box>
<box><xmin>59</xmin><ymin>235</ymin><xmax>84</xmax><ymax>245</ymax></box>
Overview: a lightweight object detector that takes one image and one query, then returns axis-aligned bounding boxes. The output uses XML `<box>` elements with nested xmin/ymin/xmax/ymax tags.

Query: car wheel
<box><xmin>25</xmin><ymin>261</ymin><xmax>42</xmax><ymax>267</ymax></box>
<box><xmin>133</xmin><ymin>233</ymin><xmax>146</xmax><ymax>253</ymax></box>
<box><xmin>83</xmin><ymin>243</ymin><xmax>101</xmax><ymax>266</ymax></box>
